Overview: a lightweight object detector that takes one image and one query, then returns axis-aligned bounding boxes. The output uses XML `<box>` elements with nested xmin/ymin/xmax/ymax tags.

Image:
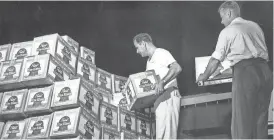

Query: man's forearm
<box><xmin>203</xmin><ymin>57</ymin><xmax>221</xmax><ymax>80</ymax></box>
<box><xmin>162</xmin><ymin>65</ymin><xmax>181</xmax><ymax>85</ymax></box>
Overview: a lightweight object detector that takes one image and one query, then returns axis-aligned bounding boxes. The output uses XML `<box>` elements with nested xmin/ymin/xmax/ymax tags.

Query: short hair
<box><xmin>218</xmin><ymin>1</ymin><xmax>241</xmax><ymax>16</ymax></box>
<box><xmin>133</xmin><ymin>33</ymin><xmax>153</xmax><ymax>44</ymax></box>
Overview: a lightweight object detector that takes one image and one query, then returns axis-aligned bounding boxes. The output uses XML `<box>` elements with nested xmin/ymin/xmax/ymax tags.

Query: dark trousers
<box><xmin>232</xmin><ymin>58</ymin><xmax>273</xmax><ymax>139</ymax></box>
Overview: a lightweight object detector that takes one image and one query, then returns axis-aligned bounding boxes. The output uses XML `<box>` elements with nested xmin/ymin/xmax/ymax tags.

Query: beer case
<box><xmin>102</xmin><ymin>125</ymin><xmax>121</xmax><ymax>140</ymax></box>
<box><xmin>79</xmin><ymin>79</ymin><xmax>102</xmax><ymax>119</ymax></box>
<box><xmin>24</xmin><ymin>114</ymin><xmax>53</xmax><ymax>139</ymax></box>
<box><xmin>95</xmin><ymin>87</ymin><xmax>111</xmax><ymax>103</ymax></box>
<box><xmin>80</xmin><ymin>46</ymin><xmax>95</xmax><ymax>65</ymax></box>
<box><xmin>111</xmin><ymin>74</ymin><xmax>127</xmax><ymax>95</ymax></box>
<box><xmin>0</xmin><ymin>59</ymin><xmax>25</xmax><ymax>91</ymax></box>
<box><xmin>110</xmin><ymin>92</ymin><xmax>128</xmax><ymax>108</ymax></box>
<box><xmin>21</xmin><ymin>54</ymin><xmax>71</xmax><ymax>87</ymax></box>
<box><xmin>100</xmin><ymin>101</ymin><xmax>119</xmax><ymax>130</ymax></box>
<box><xmin>9</xmin><ymin>41</ymin><xmax>33</xmax><ymax>60</ymax></box>
<box><xmin>32</xmin><ymin>33</ymin><xmax>61</xmax><ymax>56</ymax></box>
<box><xmin>62</xmin><ymin>35</ymin><xmax>80</xmax><ymax>53</ymax></box>
<box><xmin>77</xmin><ymin>57</ymin><xmax>96</xmax><ymax>85</ymax></box>
<box><xmin>136</xmin><ymin>111</ymin><xmax>151</xmax><ymax>138</ymax></box>
<box><xmin>0</xmin><ymin>44</ymin><xmax>11</xmax><ymax>62</ymax></box>
<box><xmin>24</xmin><ymin>85</ymin><xmax>53</xmax><ymax>116</ymax></box>
<box><xmin>50</xmin><ymin>107</ymin><xmax>101</xmax><ymax>139</ymax></box>
<box><xmin>1</xmin><ymin>119</ymin><xmax>28</xmax><ymax>139</ymax></box>
<box><xmin>51</xmin><ymin>78</ymin><xmax>81</xmax><ymax>111</ymax></box>
<box><xmin>96</xmin><ymin>68</ymin><xmax>112</xmax><ymax>93</ymax></box>
<box><xmin>0</xmin><ymin>89</ymin><xmax>28</xmax><ymax>120</ymax></box>
<box><xmin>125</xmin><ymin>70</ymin><xmax>159</xmax><ymax>110</ymax></box>
<box><xmin>119</xmin><ymin>107</ymin><xmax>137</xmax><ymax>134</ymax></box>
<box><xmin>55</xmin><ymin>36</ymin><xmax>78</xmax><ymax>75</ymax></box>
<box><xmin>195</xmin><ymin>56</ymin><xmax>232</xmax><ymax>86</ymax></box>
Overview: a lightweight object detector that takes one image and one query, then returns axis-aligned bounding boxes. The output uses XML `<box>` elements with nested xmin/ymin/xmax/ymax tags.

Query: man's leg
<box><xmin>164</xmin><ymin>90</ymin><xmax>181</xmax><ymax>139</ymax></box>
<box><xmin>155</xmin><ymin>101</ymin><xmax>167</xmax><ymax>139</ymax></box>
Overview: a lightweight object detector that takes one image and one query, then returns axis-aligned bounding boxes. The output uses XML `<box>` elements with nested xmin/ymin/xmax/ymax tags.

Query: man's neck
<box><xmin>148</xmin><ymin>45</ymin><xmax>157</xmax><ymax>61</ymax></box>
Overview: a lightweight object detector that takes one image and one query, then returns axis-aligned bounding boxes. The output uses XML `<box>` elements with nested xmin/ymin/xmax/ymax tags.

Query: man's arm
<box><xmin>197</xmin><ymin>57</ymin><xmax>221</xmax><ymax>82</ymax></box>
<box><xmin>155</xmin><ymin>61</ymin><xmax>182</xmax><ymax>94</ymax></box>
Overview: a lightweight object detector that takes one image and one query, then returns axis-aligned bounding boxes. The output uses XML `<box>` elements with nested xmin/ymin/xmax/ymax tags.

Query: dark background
<box><xmin>0</xmin><ymin>1</ymin><xmax>272</xmax><ymax>95</ymax></box>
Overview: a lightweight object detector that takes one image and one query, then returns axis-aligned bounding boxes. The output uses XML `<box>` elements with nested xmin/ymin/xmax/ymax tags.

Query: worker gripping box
<box><xmin>9</xmin><ymin>41</ymin><xmax>33</xmax><ymax>60</ymax></box>
<box><xmin>24</xmin><ymin>85</ymin><xmax>53</xmax><ymax>116</ymax></box>
<box><xmin>80</xmin><ymin>46</ymin><xmax>95</xmax><ymax>65</ymax></box>
<box><xmin>0</xmin><ymin>89</ymin><xmax>28</xmax><ymax>120</ymax></box>
<box><xmin>0</xmin><ymin>59</ymin><xmax>25</xmax><ymax>91</ymax></box>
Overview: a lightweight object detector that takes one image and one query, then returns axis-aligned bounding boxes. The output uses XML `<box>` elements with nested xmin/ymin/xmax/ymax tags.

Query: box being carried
<box><xmin>100</xmin><ymin>101</ymin><xmax>119</xmax><ymax>130</ymax></box>
<box><xmin>0</xmin><ymin>44</ymin><xmax>11</xmax><ymax>62</ymax></box>
<box><xmin>21</xmin><ymin>54</ymin><xmax>72</xmax><ymax>87</ymax></box>
<box><xmin>77</xmin><ymin>57</ymin><xmax>96</xmax><ymax>84</ymax></box>
<box><xmin>9</xmin><ymin>41</ymin><xmax>33</xmax><ymax>60</ymax></box>
<box><xmin>195</xmin><ymin>56</ymin><xmax>233</xmax><ymax>86</ymax></box>
<box><xmin>24</xmin><ymin>85</ymin><xmax>53</xmax><ymax>116</ymax></box>
<box><xmin>50</xmin><ymin>107</ymin><xmax>101</xmax><ymax>139</ymax></box>
<box><xmin>0</xmin><ymin>59</ymin><xmax>25</xmax><ymax>91</ymax></box>
<box><xmin>0</xmin><ymin>89</ymin><xmax>28</xmax><ymax>120</ymax></box>
<box><xmin>125</xmin><ymin>70</ymin><xmax>159</xmax><ymax>110</ymax></box>
<box><xmin>24</xmin><ymin>114</ymin><xmax>53</xmax><ymax>139</ymax></box>
<box><xmin>1</xmin><ymin>119</ymin><xmax>28</xmax><ymax>139</ymax></box>
<box><xmin>62</xmin><ymin>35</ymin><xmax>80</xmax><ymax>53</ymax></box>
<box><xmin>80</xmin><ymin>46</ymin><xmax>95</xmax><ymax>65</ymax></box>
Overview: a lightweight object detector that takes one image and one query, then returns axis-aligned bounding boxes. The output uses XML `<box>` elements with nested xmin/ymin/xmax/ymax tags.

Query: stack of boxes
<box><xmin>0</xmin><ymin>33</ymin><xmax>155</xmax><ymax>139</ymax></box>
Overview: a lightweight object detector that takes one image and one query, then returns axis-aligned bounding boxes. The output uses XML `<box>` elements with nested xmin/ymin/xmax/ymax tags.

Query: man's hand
<box><xmin>154</xmin><ymin>80</ymin><xmax>164</xmax><ymax>95</ymax></box>
<box><xmin>196</xmin><ymin>73</ymin><xmax>208</xmax><ymax>83</ymax></box>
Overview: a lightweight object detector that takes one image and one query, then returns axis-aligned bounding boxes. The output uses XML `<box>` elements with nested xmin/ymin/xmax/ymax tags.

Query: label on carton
<box><xmin>26</xmin><ymin>115</ymin><xmax>52</xmax><ymax>138</ymax></box>
<box><xmin>1</xmin><ymin>120</ymin><xmax>26</xmax><ymax>139</ymax></box>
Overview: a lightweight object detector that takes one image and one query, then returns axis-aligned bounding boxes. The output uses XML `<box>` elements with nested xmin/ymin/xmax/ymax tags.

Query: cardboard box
<box><xmin>80</xmin><ymin>46</ymin><xmax>95</xmax><ymax>65</ymax></box>
<box><xmin>195</xmin><ymin>56</ymin><xmax>232</xmax><ymax>86</ymax></box>
<box><xmin>77</xmin><ymin>57</ymin><xmax>96</xmax><ymax>84</ymax></box>
<box><xmin>112</xmin><ymin>74</ymin><xmax>127</xmax><ymax>95</ymax></box>
<box><xmin>62</xmin><ymin>35</ymin><xmax>79</xmax><ymax>53</ymax></box>
<box><xmin>51</xmin><ymin>78</ymin><xmax>81</xmax><ymax>111</ymax></box>
<box><xmin>9</xmin><ymin>41</ymin><xmax>33</xmax><ymax>60</ymax></box>
<box><xmin>21</xmin><ymin>54</ymin><xmax>72</xmax><ymax>87</ymax></box>
<box><xmin>24</xmin><ymin>85</ymin><xmax>53</xmax><ymax>116</ymax></box>
<box><xmin>50</xmin><ymin>107</ymin><xmax>101</xmax><ymax>139</ymax></box>
<box><xmin>32</xmin><ymin>33</ymin><xmax>62</xmax><ymax>56</ymax></box>
<box><xmin>100</xmin><ymin>101</ymin><xmax>119</xmax><ymax>130</ymax></box>
<box><xmin>55</xmin><ymin>37</ymin><xmax>78</xmax><ymax>75</ymax></box>
<box><xmin>95</xmin><ymin>87</ymin><xmax>111</xmax><ymax>103</ymax></box>
<box><xmin>0</xmin><ymin>89</ymin><xmax>28</xmax><ymax>120</ymax></box>
<box><xmin>0</xmin><ymin>44</ymin><xmax>11</xmax><ymax>62</ymax></box>
<box><xmin>136</xmin><ymin>111</ymin><xmax>151</xmax><ymax>138</ymax></box>
<box><xmin>102</xmin><ymin>125</ymin><xmax>121</xmax><ymax>139</ymax></box>
<box><xmin>96</xmin><ymin>68</ymin><xmax>112</xmax><ymax>93</ymax></box>
<box><xmin>119</xmin><ymin>107</ymin><xmax>137</xmax><ymax>134</ymax></box>
<box><xmin>125</xmin><ymin>70</ymin><xmax>159</xmax><ymax>110</ymax></box>
<box><xmin>1</xmin><ymin>119</ymin><xmax>28</xmax><ymax>139</ymax></box>
<box><xmin>110</xmin><ymin>92</ymin><xmax>128</xmax><ymax>108</ymax></box>
<box><xmin>24</xmin><ymin>114</ymin><xmax>53</xmax><ymax>139</ymax></box>
<box><xmin>0</xmin><ymin>59</ymin><xmax>25</xmax><ymax>91</ymax></box>
<box><xmin>79</xmin><ymin>79</ymin><xmax>102</xmax><ymax>119</ymax></box>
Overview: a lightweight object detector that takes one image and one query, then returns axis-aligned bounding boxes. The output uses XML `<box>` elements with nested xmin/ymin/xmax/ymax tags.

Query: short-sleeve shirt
<box><xmin>211</xmin><ymin>17</ymin><xmax>269</xmax><ymax>66</ymax></box>
<box><xmin>146</xmin><ymin>48</ymin><xmax>178</xmax><ymax>89</ymax></box>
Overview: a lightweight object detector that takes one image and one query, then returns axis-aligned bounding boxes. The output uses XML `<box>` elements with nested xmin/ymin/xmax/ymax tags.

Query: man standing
<box><xmin>197</xmin><ymin>1</ymin><xmax>273</xmax><ymax>139</ymax></box>
<box><xmin>133</xmin><ymin>33</ymin><xmax>182</xmax><ymax>139</ymax></box>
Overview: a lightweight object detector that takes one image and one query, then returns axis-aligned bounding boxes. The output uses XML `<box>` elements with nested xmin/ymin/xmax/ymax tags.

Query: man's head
<box><xmin>133</xmin><ymin>33</ymin><xmax>153</xmax><ymax>57</ymax></box>
<box><xmin>218</xmin><ymin>1</ymin><xmax>240</xmax><ymax>27</ymax></box>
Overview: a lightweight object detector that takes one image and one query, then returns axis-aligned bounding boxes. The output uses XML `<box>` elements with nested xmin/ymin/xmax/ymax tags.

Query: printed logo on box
<box><xmin>15</xmin><ymin>48</ymin><xmax>27</xmax><ymax>59</ymax></box>
<box><xmin>115</xmin><ymin>80</ymin><xmax>126</xmax><ymax>93</ymax></box>
<box><xmin>61</xmin><ymin>46</ymin><xmax>71</xmax><ymax>64</ymax></box>
<box><xmin>58</xmin><ymin>87</ymin><xmax>72</xmax><ymax>102</ymax></box>
<box><xmin>84</xmin><ymin>121</ymin><xmax>94</xmax><ymax>138</ymax></box>
<box><xmin>53</xmin><ymin>66</ymin><xmax>64</xmax><ymax>81</ymax></box>
<box><xmin>28</xmin><ymin>62</ymin><xmax>41</xmax><ymax>77</ymax></box>
<box><xmin>140</xmin><ymin>120</ymin><xmax>147</xmax><ymax>136</ymax></box>
<box><xmin>124</xmin><ymin>113</ymin><xmax>132</xmax><ymax>131</ymax></box>
<box><xmin>31</xmin><ymin>92</ymin><xmax>45</xmax><ymax>107</ymax></box>
<box><xmin>104</xmin><ymin>107</ymin><xmax>113</xmax><ymax>125</ymax></box>
<box><xmin>7</xmin><ymin>123</ymin><xmax>20</xmax><ymax>139</ymax></box>
<box><xmin>139</xmin><ymin>78</ymin><xmax>154</xmax><ymax>92</ymax></box>
<box><xmin>57</xmin><ymin>116</ymin><xmax>71</xmax><ymax>131</ymax></box>
<box><xmin>37</xmin><ymin>42</ymin><xmax>49</xmax><ymax>55</ymax></box>
<box><xmin>31</xmin><ymin>120</ymin><xmax>44</xmax><ymax>135</ymax></box>
<box><xmin>6</xmin><ymin>96</ymin><xmax>18</xmax><ymax>110</ymax></box>
<box><xmin>84</xmin><ymin>91</ymin><xmax>94</xmax><ymax>111</ymax></box>
<box><xmin>4</xmin><ymin>66</ymin><xmax>16</xmax><ymax>80</ymax></box>
<box><xmin>85</xmin><ymin>55</ymin><xmax>93</xmax><ymax>64</ymax></box>
<box><xmin>82</xmin><ymin>64</ymin><xmax>90</xmax><ymax>80</ymax></box>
